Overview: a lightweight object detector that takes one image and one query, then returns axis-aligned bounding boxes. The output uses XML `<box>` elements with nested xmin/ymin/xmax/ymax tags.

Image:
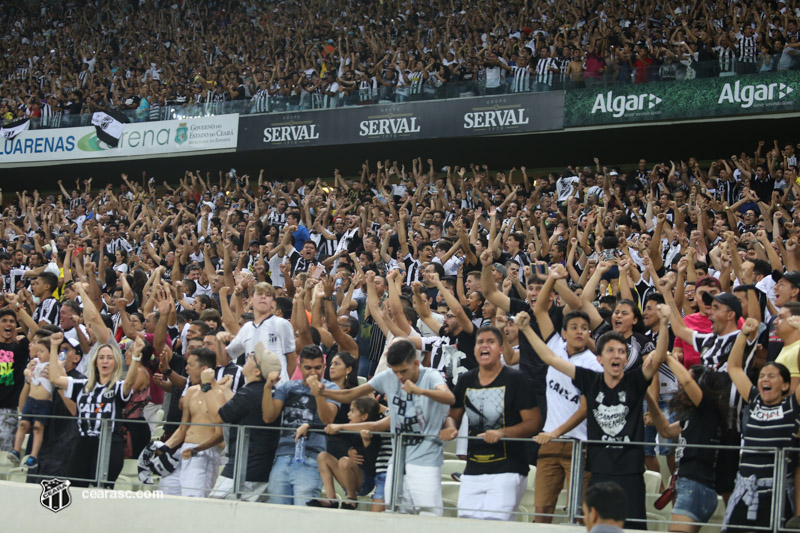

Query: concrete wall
<box><xmin>4</xmin><ymin>480</ymin><xmax>587</xmax><ymax>533</ymax></box>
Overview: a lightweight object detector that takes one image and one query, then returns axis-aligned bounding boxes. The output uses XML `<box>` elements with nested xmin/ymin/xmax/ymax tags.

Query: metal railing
<box><xmin>1</xmin><ymin>411</ymin><xmax>794</xmax><ymax>530</ymax></box>
<box><xmin>16</xmin><ymin>59</ymin><xmax>800</xmax><ymax>131</ymax></box>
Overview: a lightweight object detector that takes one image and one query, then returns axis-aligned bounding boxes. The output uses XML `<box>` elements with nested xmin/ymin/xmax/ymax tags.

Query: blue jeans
<box><xmin>268</xmin><ymin>455</ymin><xmax>322</xmax><ymax>506</ymax></box>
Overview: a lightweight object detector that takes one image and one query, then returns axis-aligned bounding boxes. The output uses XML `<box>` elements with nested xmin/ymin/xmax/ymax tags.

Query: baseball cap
<box><xmin>712</xmin><ymin>292</ymin><xmax>742</xmax><ymax>320</ymax></box>
<box><xmin>253</xmin><ymin>342</ymin><xmax>282</xmax><ymax>379</ymax></box>
<box><xmin>774</xmin><ymin>270</ymin><xmax>800</xmax><ymax>288</ymax></box>
<box><xmin>493</xmin><ymin>263</ymin><xmax>507</xmax><ymax>276</ymax></box>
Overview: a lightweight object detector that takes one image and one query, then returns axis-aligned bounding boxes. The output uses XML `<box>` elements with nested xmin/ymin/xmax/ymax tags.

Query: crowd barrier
<box><xmin>2</xmin><ymin>412</ymin><xmax>796</xmax><ymax>531</ymax></box>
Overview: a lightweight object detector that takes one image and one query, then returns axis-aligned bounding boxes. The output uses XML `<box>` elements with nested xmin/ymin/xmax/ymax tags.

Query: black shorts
<box><xmin>589</xmin><ymin>472</ymin><xmax>647</xmax><ymax>530</ymax></box>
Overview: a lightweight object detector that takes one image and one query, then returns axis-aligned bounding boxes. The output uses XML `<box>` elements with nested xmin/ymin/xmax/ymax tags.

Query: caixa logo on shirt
<box><xmin>591</xmin><ymin>91</ymin><xmax>663</xmax><ymax>118</ymax></box>
<box><xmin>749</xmin><ymin>405</ymin><xmax>785</xmax><ymax>422</ymax></box>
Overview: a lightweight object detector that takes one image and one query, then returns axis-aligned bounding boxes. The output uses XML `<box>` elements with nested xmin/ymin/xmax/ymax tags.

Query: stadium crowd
<box><xmin>0</xmin><ymin>138</ymin><xmax>800</xmax><ymax>530</ymax></box>
<box><xmin>3</xmin><ymin>0</ymin><xmax>800</xmax><ymax>123</ymax></box>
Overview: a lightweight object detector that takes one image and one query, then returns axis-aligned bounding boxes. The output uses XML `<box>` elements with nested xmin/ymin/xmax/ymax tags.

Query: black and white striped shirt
<box><xmin>403</xmin><ymin>253</ymin><xmax>422</xmax><ymax>284</ymax></box>
<box><xmin>738</xmin><ymin>34</ymin><xmax>758</xmax><ymax>62</ymax></box>
<box><xmin>717</xmin><ymin>178</ymin><xmax>739</xmax><ymax>206</ymax></box>
<box><xmin>510</xmin><ymin>66</ymin><xmax>532</xmax><ymax>93</ymax></box>
<box><xmin>739</xmin><ymin>386</ymin><xmax>800</xmax><ymax>487</ymax></box>
<box><xmin>252</xmin><ymin>88</ymin><xmax>270</xmax><ymax>113</ymax></box>
<box><xmin>267</xmin><ymin>209</ymin><xmax>287</xmax><ymax>227</ymax></box>
<box><xmin>66</xmin><ymin>377</ymin><xmax>132</xmax><ymax>437</ymax></box>
<box><xmin>718</xmin><ymin>46</ymin><xmax>736</xmax><ymax>73</ymax></box>
<box><xmin>409</xmin><ymin>71</ymin><xmax>425</xmax><ymax>95</ymax></box>
<box><xmin>535</xmin><ymin>57</ymin><xmax>558</xmax><ymax>86</ymax></box>
<box><xmin>33</xmin><ymin>296</ymin><xmax>60</xmax><ymax>325</ymax></box>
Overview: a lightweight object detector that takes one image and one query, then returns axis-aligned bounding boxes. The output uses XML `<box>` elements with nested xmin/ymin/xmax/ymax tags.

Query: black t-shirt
<box><xmin>453</xmin><ymin>366</ymin><xmax>536</xmax><ymax>476</ymax></box>
<box><xmin>218</xmin><ymin>380</ymin><xmax>280</xmax><ymax>482</ymax></box>
<box><xmin>509</xmin><ymin>298</ymin><xmax>563</xmax><ymax>398</ymax></box>
<box><xmin>0</xmin><ymin>338</ymin><xmax>30</xmax><ymax>409</ymax></box>
<box><xmin>573</xmin><ymin>365</ymin><xmax>651</xmax><ymax>475</ymax></box>
<box><xmin>675</xmin><ymin>395</ymin><xmax>721</xmax><ymax>487</ymax></box>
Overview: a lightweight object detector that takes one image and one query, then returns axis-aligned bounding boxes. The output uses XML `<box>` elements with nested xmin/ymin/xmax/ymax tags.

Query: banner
<box><xmin>237</xmin><ymin>92</ymin><xmax>564</xmax><ymax>151</ymax></box>
<box><xmin>564</xmin><ymin>70</ymin><xmax>800</xmax><ymax>127</ymax></box>
<box><xmin>0</xmin><ymin>114</ymin><xmax>238</xmax><ymax>165</ymax></box>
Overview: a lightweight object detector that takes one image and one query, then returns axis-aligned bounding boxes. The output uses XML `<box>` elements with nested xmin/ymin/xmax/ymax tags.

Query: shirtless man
<box><xmin>566</xmin><ymin>48</ymin><xmax>585</xmax><ymax>89</ymax></box>
<box><xmin>159</xmin><ymin>347</ymin><xmax>226</xmax><ymax>497</ymax></box>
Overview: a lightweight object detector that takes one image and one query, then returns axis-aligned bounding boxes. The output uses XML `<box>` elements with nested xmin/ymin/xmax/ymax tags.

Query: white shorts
<box><xmin>457</xmin><ymin>472</ymin><xmax>527</xmax><ymax>520</ymax></box>
<box><xmin>209</xmin><ymin>475</ymin><xmax>269</xmax><ymax>502</ymax></box>
<box><xmin>157</xmin><ymin>443</ymin><xmax>221</xmax><ymax>497</ymax></box>
<box><xmin>385</xmin><ymin>463</ymin><xmax>442</xmax><ymax>516</ymax></box>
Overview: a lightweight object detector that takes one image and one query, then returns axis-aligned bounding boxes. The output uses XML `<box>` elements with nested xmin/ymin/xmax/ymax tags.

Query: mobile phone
<box><xmin>312</xmin><ymin>267</ymin><xmax>325</xmax><ymax>279</ymax></box>
<box><xmin>334</xmin><ymin>277</ymin><xmax>343</xmax><ymax>288</ymax></box>
<box><xmin>535</xmin><ymin>263</ymin><xmax>548</xmax><ymax>275</ymax></box>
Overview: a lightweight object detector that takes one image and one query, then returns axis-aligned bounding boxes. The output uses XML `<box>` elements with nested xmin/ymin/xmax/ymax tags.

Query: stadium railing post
<box><xmin>389</xmin><ymin>432</ymin><xmax>406</xmax><ymax>513</ymax></box>
<box><xmin>773</xmin><ymin>447</ymin><xmax>785</xmax><ymax>533</ymax></box>
<box><xmin>567</xmin><ymin>439</ymin><xmax>587</xmax><ymax>524</ymax></box>
<box><xmin>232</xmin><ymin>424</ymin><xmax>249</xmax><ymax>499</ymax></box>
<box><xmin>96</xmin><ymin>418</ymin><xmax>112</xmax><ymax>487</ymax></box>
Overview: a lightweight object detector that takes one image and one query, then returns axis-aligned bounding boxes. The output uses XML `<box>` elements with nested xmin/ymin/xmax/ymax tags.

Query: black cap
<box><xmin>712</xmin><ymin>292</ymin><xmax>742</xmax><ymax>320</ymax></box>
<box><xmin>774</xmin><ymin>270</ymin><xmax>800</xmax><ymax>289</ymax></box>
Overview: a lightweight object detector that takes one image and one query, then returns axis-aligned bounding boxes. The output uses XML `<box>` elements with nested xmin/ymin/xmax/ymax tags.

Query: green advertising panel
<box><xmin>564</xmin><ymin>70</ymin><xmax>800</xmax><ymax>127</ymax></box>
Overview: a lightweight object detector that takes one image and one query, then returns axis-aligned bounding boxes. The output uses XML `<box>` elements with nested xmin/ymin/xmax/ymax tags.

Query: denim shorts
<box><xmin>359</xmin><ymin>473</ymin><xmax>376</xmax><ymax>497</ymax></box>
<box><xmin>644</xmin><ymin>395</ymin><xmax>676</xmax><ymax>456</ymax></box>
<box><xmin>21</xmin><ymin>397</ymin><xmax>53</xmax><ymax>424</ymax></box>
<box><xmin>372</xmin><ymin>471</ymin><xmax>387</xmax><ymax>500</ymax></box>
<box><xmin>672</xmin><ymin>477</ymin><xmax>719</xmax><ymax>523</ymax></box>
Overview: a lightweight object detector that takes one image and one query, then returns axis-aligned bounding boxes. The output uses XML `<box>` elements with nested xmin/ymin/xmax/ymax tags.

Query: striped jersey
<box><xmin>33</xmin><ymin>296</ymin><xmax>60</xmax><ymax>325</ymax></box>
<box><xmin>739</xmin><ymin>386</ymin><xmax>800</xmax><ymax>489</ymax></box>
<box><xmin>66</xmin><ymin>376</ymin><xmax>132</xmax><ymax>437</ymax></box>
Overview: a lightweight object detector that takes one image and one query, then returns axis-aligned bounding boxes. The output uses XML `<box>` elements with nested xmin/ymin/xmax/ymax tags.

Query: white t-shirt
<box><xmin>542</xmin><ymin>333</ymin><xmax>603</xmax><ymax>439</ymax></box>
<box><xmin>226</xmin><ymin>316</ymin><xmax>296</xmax><ymax>384</ymax></box>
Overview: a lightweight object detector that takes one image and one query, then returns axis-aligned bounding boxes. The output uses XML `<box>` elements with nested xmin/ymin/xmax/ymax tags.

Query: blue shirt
<box><xmin>292</xmin><ymin>224</ymin><xmax>310</xmax><ymax>251</ymax></box>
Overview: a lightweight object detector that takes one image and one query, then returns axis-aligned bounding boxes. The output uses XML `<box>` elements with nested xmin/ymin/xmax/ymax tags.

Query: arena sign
<box><xmin>237</xmin><ymin>92</ymin><xmax>564</xmax><ymax>151</ymax></box>
<box><xmin>0</xmin><ymin>114</ymin><xmax>238</xmax><ymax>165</ymax></box>
<box><xmin>564</xmin><ymin>70</ymin><xmax>800</xmax><ymax>127</ymax></box>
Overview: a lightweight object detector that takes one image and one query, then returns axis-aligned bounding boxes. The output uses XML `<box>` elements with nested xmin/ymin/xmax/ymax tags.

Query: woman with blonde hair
<box><xmin>48</xmin><ymin>332</ymin><xmax>144</xmax><ymax>487</ymax></box>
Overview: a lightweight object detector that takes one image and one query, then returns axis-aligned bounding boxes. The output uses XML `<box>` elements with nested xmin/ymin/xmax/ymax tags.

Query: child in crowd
<box><xmin>304</xmin><ymin>396</ymin><xmax>382</xmax><ymax>509</ymax></box>
<box><xmin>10</xmin><ymin>331</ymin><xmax>55</xmax><ymax>468</ymax></box>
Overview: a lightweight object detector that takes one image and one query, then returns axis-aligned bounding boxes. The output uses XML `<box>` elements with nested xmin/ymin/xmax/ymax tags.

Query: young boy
<box><xmin>515</xmin><ymin>304</ymin><xmax>671</xmax><ymax>530</ymax></box>
<box><xmin>10</xmin><ymin>330</ymin><xmax>55</xmax><ymax>467</ymax></box>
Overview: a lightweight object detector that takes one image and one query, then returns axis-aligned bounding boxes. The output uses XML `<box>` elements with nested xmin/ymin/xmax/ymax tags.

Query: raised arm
<box><xmin>515</xmin><ymin>312</ymin><xmax>576</xmax><ymax>379</ymax></box>
<box><xmin>728</xmin><ymin>318</ymin><xmax>759</xmax><ymax>403</ymax></box>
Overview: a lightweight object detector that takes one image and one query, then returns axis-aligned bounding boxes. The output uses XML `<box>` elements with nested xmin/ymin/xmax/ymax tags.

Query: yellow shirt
<box><xmin>776</xmin><ymin>339</ymin><xmax>800</xmax><ymax>378</ymax></box>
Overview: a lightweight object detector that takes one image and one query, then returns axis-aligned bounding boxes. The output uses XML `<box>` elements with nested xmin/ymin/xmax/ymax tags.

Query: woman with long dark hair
<box><xmin>646</xmin><ymin>354</ymin><xmax>730</xmax><ymax>532</ymax></box>
<box><xmin>323</xmin><ymin>352</ymin><xmax>359</xmax><ymax>458</ymax></box>
<box><xmin>724</xmin><ymin>318</ymin><xmax>800</xmax><ymax>532</ymax></box>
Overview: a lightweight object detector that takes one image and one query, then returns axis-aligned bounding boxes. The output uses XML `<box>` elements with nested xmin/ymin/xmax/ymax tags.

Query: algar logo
<box><xmin>591</xmin><ymin>92</ymin><xmax>663</xmax><ymax>118</ymax></box>
<box><xmin>718</xmin><ymin>80</ymin><xmax>794</xmax><ymax>109</ymax></box>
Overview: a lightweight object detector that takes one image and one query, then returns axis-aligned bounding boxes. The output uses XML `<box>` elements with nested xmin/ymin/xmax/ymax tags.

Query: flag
<box><xmin>0</xmin><ymin>117</ymin><xmax>30</xmax><ymax>140</ymax></box>
<box><xmin>91</xmin><ymin>111</ymin><xmax>129</xmax><ymax>148</ymax></box>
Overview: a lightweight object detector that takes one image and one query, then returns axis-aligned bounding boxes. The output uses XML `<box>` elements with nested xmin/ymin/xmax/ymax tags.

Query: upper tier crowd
<box><xmin>4</xmin><ymin>0</ymin><xmax>800</xmax><ymax>123</ymax></box>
